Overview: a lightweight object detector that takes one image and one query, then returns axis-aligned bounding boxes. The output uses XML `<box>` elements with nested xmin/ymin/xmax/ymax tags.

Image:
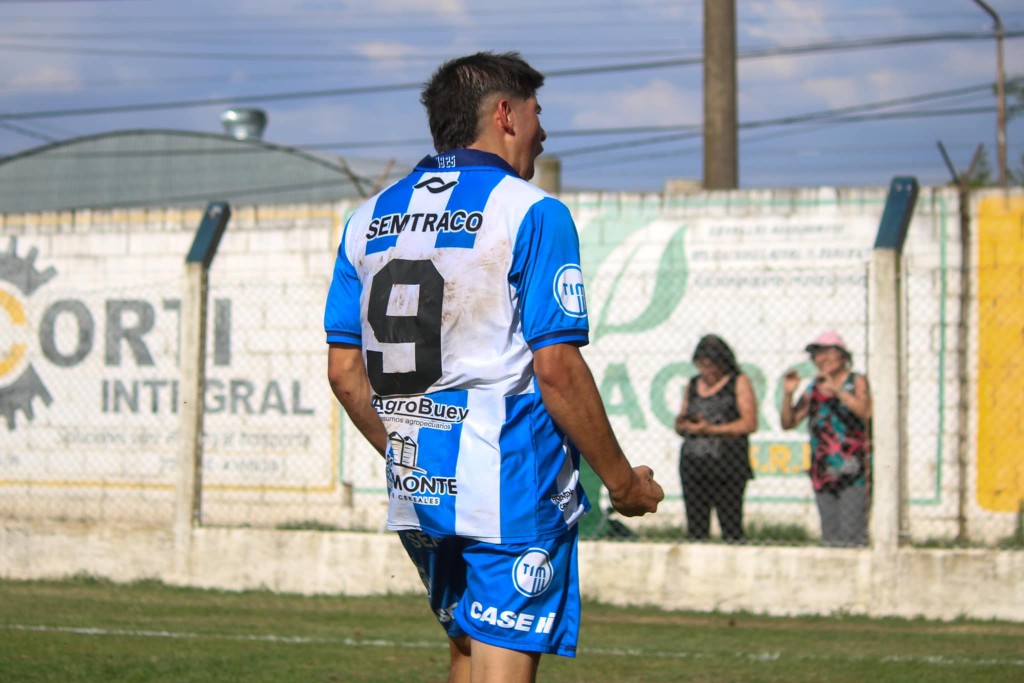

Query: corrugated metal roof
<box><xmin>0</xmin><ymin>130</ymin><xmax>405</xmax><ymax>213</ymax></box>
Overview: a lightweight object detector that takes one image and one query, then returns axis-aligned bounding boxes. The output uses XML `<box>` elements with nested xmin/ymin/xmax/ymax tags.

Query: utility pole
<box><xmin>971</xmin><ymin>0</ymin><xmax>1007</xmax><ymax>187</ymax></box>
<box><xmin>703</xmin><ymin>0</ymin><xmax>738</xmax><ymax>189</ymax></box>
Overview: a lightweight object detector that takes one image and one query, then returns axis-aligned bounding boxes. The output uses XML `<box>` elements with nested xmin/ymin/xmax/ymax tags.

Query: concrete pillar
<box><xmin>867</xmin><ymin>177</ymin><xmax>918</xmax><ymax>552</ymax></box>
<box><xmin>868</xmin><ymin>250</ymin><xmax>902</xmax><ymax>551</ymax></box>
<box><xmin>664</xmin><ymin>178</ymin><xmax>703</xmax><ymax>194</ymax></box>
<box><xmin>173</xmin><ymin>262</ymin><xmax>206</xmax><ymax>574</ymax></box>
<box><xmin>534</xmin><ymin>156</ymin><xmax>561</xmax><ymax>195</ymax></box>
<box><xmin>173</xmin><ymin>203</ymin><xmax>230</xmax><ymax>576</ymax></box>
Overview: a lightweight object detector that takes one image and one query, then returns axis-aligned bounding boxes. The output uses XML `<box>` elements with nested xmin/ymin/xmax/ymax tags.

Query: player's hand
<box><xmin>608</xmin><ymin>466</ymin><xmax>664</xmax><ymax>517</ymax></box>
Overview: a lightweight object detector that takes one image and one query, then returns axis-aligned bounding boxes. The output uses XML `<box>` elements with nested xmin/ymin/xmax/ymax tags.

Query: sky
<box><xmin>0</xmin><ymin>0</ymin><xmax>1021</xmax><ymax>193</ymax></box>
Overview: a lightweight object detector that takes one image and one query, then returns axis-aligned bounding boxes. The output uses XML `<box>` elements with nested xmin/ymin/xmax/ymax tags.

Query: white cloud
<box><xmin>943</xmin><ymin>45</ymin><xmax>999</xmax><ymax>81</ymax></box>
<box><xmin>349</xmin><ymin>41</ymin><xmax>437</xmax><ymax>76</ymax></box>
<box><xmin>567</xmin><ymin>79</ymin><xmax>700</xmax><ymax>129</ymax></box>
<box><xmin>4</xmin><ymin>66</ymin><xmax>81</xmax><ymax>92</ymax></box>
<box><xmin>235</xmin><ymin>0</ymin><xmax>469</xmax><ymax>21</ymax></box>
<box><xmin>744</xmin><ymin>0</ymin><xmax>830</xmax><ymax>45</ymax></box>
<box><xmin>864</xmin><ymin>69</ymin><xmax>901</xmax><ymax>95</ymax></box>
<box><xmin>213</xmin><ymin>0</ymin><xmax>470</xmax><ymax>39</ymax></box>
<box><xmin>861</xmin><ymin>68</ymin><xmax>942</xmax><ymax>103</ymax></box>
<box><xmin>366</xmin><ymin>0</ymin><xmax>468</xmax><ymax>20</ymax></box>
<box><xmin>741</xmin><ymin>55</ymin><xmax>809</xmax><ymax>82</ymax></box>
<box><xmin>265</xmin><ymin>102</ymin><xmax>362</xmax><ymax>141</ymax></box>
<box><xmin>353</xmin><ymin>42</ymin><xmax>422</xmax><ymax>62</ymax></box>
<box><xmin>801</xmin><ymin>77</ymin><xmax>860</xmax><ymax>109</ymax></box>
<box><xmin>631</xmin><ymin>0</ymin><xmax>690</xmax><ymax>20</ymax></box>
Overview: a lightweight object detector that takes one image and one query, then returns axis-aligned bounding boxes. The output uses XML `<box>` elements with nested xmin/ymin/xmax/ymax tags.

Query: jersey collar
<box><xmin>415</xmin><ymin>149</ymin><xmax>519</xmax><ymax>177</ymax></box>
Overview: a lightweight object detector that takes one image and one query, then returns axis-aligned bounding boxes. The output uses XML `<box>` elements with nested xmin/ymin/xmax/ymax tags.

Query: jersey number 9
<box><xmin>366</xmin><ymin>259</ymin><xmax>444</xmax><ymax>396</ymax></box>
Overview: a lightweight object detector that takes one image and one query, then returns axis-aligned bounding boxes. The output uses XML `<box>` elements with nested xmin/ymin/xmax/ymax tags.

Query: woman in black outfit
<box><xmin>674</xmin><ymin>335</ymin><xmax>758</xmax><ymax>542</ymax></box>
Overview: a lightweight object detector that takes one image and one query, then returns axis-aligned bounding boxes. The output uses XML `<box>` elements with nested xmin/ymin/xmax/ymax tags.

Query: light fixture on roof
<box><xmin>220</xmin><ymin>108</ymin><xmax>267</xmax><ymax>140</ymax></box>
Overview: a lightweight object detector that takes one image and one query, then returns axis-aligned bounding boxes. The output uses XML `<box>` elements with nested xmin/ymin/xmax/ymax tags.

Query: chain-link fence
<box><xmin>901</xmin><ymin>216</ymin><xmax>968</xmax><ymax>546</ymax></box>
<box><xmin>1</xmin><ymin>211</ymin><xmax>351</xmax><ymax>531</ymax></box>
<box><xmin>196</xmin><ymin>280</ymin><xmax>343</xmax><ymax>529</ymax></box>
<box><xmin>4</xmin><ymin>191</ymin><xmax>1023</xmax><ymax>550</ymax></box>
<box><xmin>2</xmin><ymin>273</ymin><xmax>184</xmax><ymax>525</ymax></box>
<box><xmin>574</xmin><ymin>257</ymin><xmax>871</xmax><ymax>546</ymax></box>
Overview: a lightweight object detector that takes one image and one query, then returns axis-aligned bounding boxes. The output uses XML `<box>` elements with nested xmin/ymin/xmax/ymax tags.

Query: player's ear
<box><xmin>498</xmin><ymin>98</ymin><xmax>514</xmax><ymax>134</ymax></box>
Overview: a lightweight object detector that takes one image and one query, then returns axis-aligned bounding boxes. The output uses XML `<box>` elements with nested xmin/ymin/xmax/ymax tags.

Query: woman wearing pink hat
<box><xmin>780</xmin><ymin>330</ymin><xmax>873</xmax><ymax>547</ymax></box>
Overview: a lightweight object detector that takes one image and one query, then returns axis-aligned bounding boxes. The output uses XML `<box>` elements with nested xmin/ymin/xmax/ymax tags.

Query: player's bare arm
<box><xmin>327</xmin><ymin>343</ymin><xmax>388</xmax><ymax>457</ymax></box>
<box><xmin>533</xmin><ymin>343</ymin><xmax>663</xmax><ymax>517</ymax></box>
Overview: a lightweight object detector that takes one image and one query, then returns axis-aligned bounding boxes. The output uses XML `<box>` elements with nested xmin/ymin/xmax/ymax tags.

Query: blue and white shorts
<box><xmin>397</xmin><ymin>526</ymin><xmax>581</xmax><ymax>658</ymax></box>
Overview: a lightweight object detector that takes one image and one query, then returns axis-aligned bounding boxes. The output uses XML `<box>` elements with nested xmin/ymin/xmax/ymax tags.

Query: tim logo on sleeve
<box><xmin>553</xmin><ymin>264</ymin><xmax>587</xmax><ymax>318</ymax></box>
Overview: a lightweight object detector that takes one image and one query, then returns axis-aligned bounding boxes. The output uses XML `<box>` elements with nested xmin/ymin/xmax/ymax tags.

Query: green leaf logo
<box><xmin>594</xmin><ymin>225</ymin><xmax>688</xmax><ymax>341</ymax></box>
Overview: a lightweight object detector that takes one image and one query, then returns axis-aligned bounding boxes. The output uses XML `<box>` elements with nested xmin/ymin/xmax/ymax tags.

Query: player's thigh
<box><xmin>470</xmin><ymin>637</ymin><xmax>541</xmax><ymax>683</ymax></box>
<box><xmin>397</xmin><ymin>529</ymin><xmax>468</xmax><ymax>637</ymax></box>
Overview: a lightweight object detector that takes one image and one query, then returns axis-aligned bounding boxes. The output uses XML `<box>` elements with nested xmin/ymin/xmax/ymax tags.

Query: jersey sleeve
<box><xmin>509</xmin><ymin>197</ymin><xmax>590</xmax><ymax>351</ymax></box>
<box><xmin>323</xmin><ymin>220</ymin><xmax>362</xmax><ymax>346</ymax></box>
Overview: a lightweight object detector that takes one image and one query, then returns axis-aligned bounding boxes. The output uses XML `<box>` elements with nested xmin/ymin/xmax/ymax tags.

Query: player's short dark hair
<box><xmin>693</xmin><ymin>334</ymin><xmax>740</xmax><ymax>375</ymax></box>
<box><xmin>420</xmin><ymin>51</ymin><xmax>545</xmax><ymax>153</ymax></box>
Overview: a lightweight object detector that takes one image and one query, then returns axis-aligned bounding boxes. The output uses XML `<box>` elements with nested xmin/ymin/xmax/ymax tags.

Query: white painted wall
<box><xmin>2</xmin><ymin>523</ymin><xmax>1022</xmax><ymax>622</ymax></box>
<box><xmin>2</xmin><ymin>187</ymin><xmax>1023</xmax><ymax>622</ymax></box>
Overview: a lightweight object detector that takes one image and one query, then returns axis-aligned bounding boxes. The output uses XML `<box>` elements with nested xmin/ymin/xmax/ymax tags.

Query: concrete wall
<box><xmin>2</xmin><ymin>186</ymin><xmax>1023</xmax><ymax>622</ymax></box>
<box><xmin>2</xmin><ymin>523</ymin><xmax>1022</xmax><ymax>621</ymax></box>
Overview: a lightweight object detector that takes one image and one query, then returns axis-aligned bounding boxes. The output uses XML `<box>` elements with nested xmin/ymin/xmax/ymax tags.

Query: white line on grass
<box><xmin>6</xmin><ymin>624</ymin><xmax>1024</xmax><ymax>668</ymax></box>
<box><xmin>6</xmin><ymin>624</ymin><xmax>440</xmax><ymax>649</ymax></box>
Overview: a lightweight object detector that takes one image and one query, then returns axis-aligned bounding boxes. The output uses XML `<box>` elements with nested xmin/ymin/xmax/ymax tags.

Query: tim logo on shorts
<box><xmin>512</xmin><ymin>548</ymin><xmax>553</xmax><ymax>597</ymax></box>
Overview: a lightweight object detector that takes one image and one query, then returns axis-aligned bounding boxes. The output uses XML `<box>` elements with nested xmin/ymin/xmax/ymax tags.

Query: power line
<box><xmin>0</xmin><ymin>120</ymin><xmax>57</xmax><ymax>142</ymax></box>
<box><xmin>2</xmin><ymin>30</ymin><xmax>1019</xmax><ymax>123</ymax></box>
<box><xmin>3</xmin><ymin>81</ymin><xmax>1000</xmax><ymax>160</ymax></box>
<box><xmin>301</xmin><ymin>125</ymin><xmax>702</xmax><ymax>152</ymax></box>
<box><xmin>1</xmin><ymin>2</ymin><xmax>1017</xmax><ymax>28</ymax></box>
<box><xmin>18</xmin><ymin>177</ymin><xmax>385</xmax><ymax>212</ymax></box>
<box><xmin>546</xmin><ymin>30</ymin><xmax>1024</xmax><ymax>77</ymax></box>
<box><xmin>559</xmin><ymin>104</ymin><xmax>1007</xmax><ymax>166</ymax></box>
<box><xmin>0</xmin><ymin>32</ymin><xmax>677</xmax><ymax>61</ymax></box>
<box><xmin>0</xmin><ymin>1</ymin><xmax>697</xmax><ymax>25</ymax></box>
<box><xmin>0</xmin><ymin>81</ymin><xmax>425</xmax><ymax>121</ymax></box>
<box><xmin>0</xmin><ymin>28</ymin><xmax>1018</xmax><ymax>67</ymax></box>
<box><xmin>0</xmin><ymin>69</ymin><xmax>338</xmax><ymax>92</ymax></box>
<box><xmin>0</xmin><ymin>40</ymin><xmax>681</xmax><ymax>64</ymax></box>
<box><xmin>553</xmin><ymin>82</ymin><xmax>999</xmax><ymax>157</ymax></box>
<box><xmin>10</xmin><ymin>88</ymin><xmax>1005</xmax><ymax>166</ymax></box>
<box><xmin>560</xmin><ymin>103</ymin><xmax>1007</xmax><ymax>170</ymax></box>
<box><xmin>558</xmin><ymin>104</ymin><xmax>1013</xmax><ymax>167</ymax></box>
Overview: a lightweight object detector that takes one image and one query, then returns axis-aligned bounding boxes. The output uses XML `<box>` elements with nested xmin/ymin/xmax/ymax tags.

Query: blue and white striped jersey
<box><xmin>324</xmin><ymin>149</ymin><xmax>592</xmax><ymax>543</ymax></box>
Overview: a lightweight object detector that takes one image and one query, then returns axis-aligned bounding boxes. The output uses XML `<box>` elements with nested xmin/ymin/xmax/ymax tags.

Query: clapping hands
<box><xmin>815</xmin><ymin>373</ymin><xmax>844</xmax><ymax>397</ymax></box>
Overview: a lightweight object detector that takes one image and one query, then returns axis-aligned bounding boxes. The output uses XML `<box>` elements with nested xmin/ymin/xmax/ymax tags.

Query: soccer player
<box><xmin>324</xmin><ymin>51</ymin><xmax>664</xmax><ymax>683</ymax></box>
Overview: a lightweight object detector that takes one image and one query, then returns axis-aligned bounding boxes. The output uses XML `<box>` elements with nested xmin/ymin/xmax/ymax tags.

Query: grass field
<box><xmin>2</xmin><ymin>576</ymin><xmax>1022</xmax><ymax>682</ymax></box>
